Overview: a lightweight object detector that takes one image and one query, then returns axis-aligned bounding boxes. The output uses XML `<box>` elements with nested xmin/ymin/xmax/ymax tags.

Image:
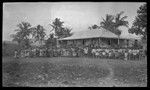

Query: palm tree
<box><xmin>100</xmin><ymin>12</ymin><xmax>128</xmax><ymax>46</ymax></box>
<box><xmin>11</xmin><ymin>22</ymin><xmax>32</xmax><ymax>49</ymax></box>
<box><xmin>45</xmin><ymin>33</ymin><xmax>57</xmax><ymax>49</ymax></box>
<box><xmin>100</xmin><ymin>14</ymin><xmax>114</xmax><ymax>31</ymax></box>
<box><xmin>50</xmin><ymin>18</ymin><xmax>64</xmax><ymax>38</ymax></box>
<box><xmin>32</xmin><ymin>25</ymin><xmax>46</xmax><ymax>47</ymax></box>
<box><xmin>50</xmin><ymin>18</ymin><xmax>73</xmax><ymax>39</ymax></box>
<box><xmin>114</xmin><ymin>11</ymin><xmax>128</xmax><ymax>45</ymax></box>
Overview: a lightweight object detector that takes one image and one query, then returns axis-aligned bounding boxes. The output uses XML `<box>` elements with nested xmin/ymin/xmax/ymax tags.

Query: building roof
<box><xmin>58</xmin><ymin>28</ymin><xmax>140</xmax><ymax>41</ymax></box>
<box><xmin>58</xmin><ymin>28</ymin><xmax>119</xmax><ymax>40</ymax></box>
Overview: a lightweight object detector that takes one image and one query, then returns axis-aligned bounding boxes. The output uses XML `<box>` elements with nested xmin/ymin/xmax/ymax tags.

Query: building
<box><xmin>58</xmin><ymin>28</ymin><xmax>140</xmax><ymax>48</ymax></box>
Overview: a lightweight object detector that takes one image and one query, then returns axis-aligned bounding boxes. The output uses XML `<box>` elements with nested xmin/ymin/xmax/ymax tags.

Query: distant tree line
<box><xmin>3</xmin><ymin>18</ymin><xmax>73</xmax><ymax>56</ymax></box>
<box><xmin>2</xmin><ymin>41</ymin><xmax>20</xmax><ymax>57</ymax></box>
<box><xmin>10</xmin><ymin>18</ymin><xmax>73</xmax><ymax>50</ymax></box>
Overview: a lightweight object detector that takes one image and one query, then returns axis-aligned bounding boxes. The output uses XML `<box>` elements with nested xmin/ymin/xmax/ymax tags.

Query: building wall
<box><xmin>60</xmin><ymin>38</ymin><xmax>125</xmax><ymax>48</ymax></box>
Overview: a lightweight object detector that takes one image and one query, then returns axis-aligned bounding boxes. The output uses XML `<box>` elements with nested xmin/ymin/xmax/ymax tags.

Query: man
<box><xmin>14</xmin><ymin>50</ymin><xmax>18</xmax><ymax>58</ymax></box>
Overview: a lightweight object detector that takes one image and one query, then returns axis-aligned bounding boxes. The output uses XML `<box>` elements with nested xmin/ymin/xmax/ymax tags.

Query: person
<box><xmin>39</xmin><ymin>49</ymin><xmax>43</xmax><ymax>57</ymax></box>
<box><xmin>114</xmin><ymin>50</ymin><xmax>119</xmax><ymax>59</ymax></box>
<box><xmin>72</xmin><ymin>48</ymin><xmax>76</xmax><ymax>57</ymax></box>
<box><xmin>95</xmin><ymin>49</ymin><xmax>99</xmax><ymax>58</ymax></box>
<box><xmin>102</xmin><ymin>50</ymin><xmax>106</xmax><ymax>58</ymax></box>
<box><xmin>124</xmin><ymin>50</ymin><xmax>128</xmax><ymax>61</ymax></box>
<box><xmin>84</xmin><ymin>46</ymin><xmax>88</xmax><ymax>57</ymax></box>
<box><xmin>108</xmin><ymin>50</ymin><xmax>112</xmax><ymax>59</ymax></box>
<box><xmin>26</xmin><ymin>50</ymin><xmax>30</xmax><ymax>58</ymax></box>
<box><xmin>14</xmin><ymin>50</ymin><xmax>18</xmax><ymax>58</ymax></box>
<box><xmin>132</xmin><ymin>49</ymin><xmax>137</xmax><ymax>60</ymax></box>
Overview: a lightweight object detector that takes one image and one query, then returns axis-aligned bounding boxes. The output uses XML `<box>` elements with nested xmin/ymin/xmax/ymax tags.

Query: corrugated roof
<box><xmin>58</xmin><ymin>28</ymin><xmax>119</xmax><ymax>40</ymax></box>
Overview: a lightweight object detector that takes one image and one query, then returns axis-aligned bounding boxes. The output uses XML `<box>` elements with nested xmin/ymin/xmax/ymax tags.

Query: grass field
<box><xmin>2</xmin><ymin>57</ymin><xmax>147</xmax><ymax>87</ymax></box>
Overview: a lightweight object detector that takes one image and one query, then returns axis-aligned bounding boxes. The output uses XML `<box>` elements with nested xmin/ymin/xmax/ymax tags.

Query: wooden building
<box><xmin>58</xmin><ymin>28</ymin><xmax>140</xmax><ymax>48</ymax></box>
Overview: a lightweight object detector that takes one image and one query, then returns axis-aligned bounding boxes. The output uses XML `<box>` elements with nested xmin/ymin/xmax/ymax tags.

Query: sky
<box><xmin>3</xmin><ymin>2</ymin><xmax>145</xmax><ymax>41</ymax></box>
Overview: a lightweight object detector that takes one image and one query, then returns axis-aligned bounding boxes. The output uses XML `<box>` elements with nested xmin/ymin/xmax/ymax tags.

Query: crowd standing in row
<box><xmin>14</xmin><ymin>46</ymin><xmax>146</xmax><ymax>60</ymax></box>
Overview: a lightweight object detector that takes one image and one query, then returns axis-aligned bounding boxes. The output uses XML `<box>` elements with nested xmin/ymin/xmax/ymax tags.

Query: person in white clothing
<box><xmin>124</xmin><ymin>50</ymin><xmax>128</xmax><ymax>61</ymax></box>
<box><xmin>14</xmin><ymin>50</ymin><xmax>17</xmax><ymax>58</ymax></box>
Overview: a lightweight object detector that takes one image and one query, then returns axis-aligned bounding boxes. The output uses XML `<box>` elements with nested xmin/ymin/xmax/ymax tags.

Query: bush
<box><xmin>2</xmin><ymin>43</ymin><xmax>19</xmax><ymax>57</ymax></box>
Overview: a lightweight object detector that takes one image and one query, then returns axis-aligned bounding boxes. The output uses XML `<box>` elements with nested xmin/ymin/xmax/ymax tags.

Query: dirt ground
<box><xmin>2</xmin><ymin>57</ymin><xmax>147</xmax><ymax>87</ymax></box>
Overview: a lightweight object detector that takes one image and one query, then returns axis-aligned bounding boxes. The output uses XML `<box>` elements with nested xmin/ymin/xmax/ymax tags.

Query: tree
<box><xmin>100</xmin><ymin>12</ymin><xmax>128</xmax><ymax>46</ymax></box>
<box><xmin>100</xmin><ymin>14</ymin><xmax>114</xmax><ymax>31</ymax></box>
<box><xmin>113</xmin><ymin>11</ymin><xmax>129</xmax><ymax>45</ymax></box>
<box><xmin>50</xmin><ymin>18</ymin><xmax>64</xmax><ymax>38</ymax></box>
<box><xmin>11</xmin><ymin>22</ymin><xmax>32</xmax><ymax>49</ymax></box>
<box><xmin>88</xmin><ymin>24</ymin><xmax>100</xmax><ymax>30</ymax></box>
<box><xmin>32</xmin><ymin>25</ymin><xmax>46</xmax><ymax>46</ymax></box>
<box><xmin>61</xmin><ymin>27</ymin><xmax>73</xmax><ymax>38</ymax></box>
<box><xmin>3</xmin><ymin>41</ymin><xmax>19</xmax><ymax>56</ymax></box>
<box><xmin>45</xmin><ymin>33</ymin><xmax>56</xmax><ymax>49</ymax></box>
<box><xmin>129</xmin><ymin>4</ymin><xmax>147</xmax><ymax>42</ymax></box>
<box><xmin>50</xmin><ymin>18</ymin><xmax>73</xmax><ymax>39</ymax></box>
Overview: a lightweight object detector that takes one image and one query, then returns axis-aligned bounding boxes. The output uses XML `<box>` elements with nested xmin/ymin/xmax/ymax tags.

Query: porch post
<box><xmin>73</xmin><ymin>40</ymin><xmax>74</xmax><ymax>45</ymax></box>
<box><xmin>127</xmin><ymin>39</ymin><xmax>129</xmax><ymax>47</ymax></box>
<box><xmin>99</xmin><ymin>38</ymin><xmax>101</xmax><ymax>47</ymax></box>
<box><xmin>83</xmin><ymin>39</ymin><xmax>84</xmax><ymax>46</ymax></box>
<box><xmin>118</xmin><ymin>37</ymin><xmax>119</xmax><ymax>46</ymax></box>
<box><xmin>110</xmin><ymin>38</ymin><xmax>111</xmax><ymax>45</ymax></box>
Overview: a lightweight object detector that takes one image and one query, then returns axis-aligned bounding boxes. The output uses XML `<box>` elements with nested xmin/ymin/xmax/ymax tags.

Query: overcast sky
<box><xmin>3</xmin><ymin>2</ymin><xmax>145</xmax><ymax>41</ymax></box>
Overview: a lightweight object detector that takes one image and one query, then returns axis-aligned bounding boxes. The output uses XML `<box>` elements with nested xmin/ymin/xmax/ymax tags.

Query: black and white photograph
<box><xmin>2</xmin><ymin>2</ymin><xmax>147</xmax><ymax>87</ymax></box>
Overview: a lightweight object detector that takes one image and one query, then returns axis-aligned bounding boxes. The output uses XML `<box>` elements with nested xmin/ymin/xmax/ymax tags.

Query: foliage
<box><xmin>2</xmin><ymin>42</ymin><xmax>19</xmax><ymax>56</ymax></box>
<box><xmin>50</xmin><ymin>18</ymin><xmax>73</xmax><ymax>39</ymax></box>
<box><xmin>31</xmin><ymin>25</ymin><xmax>46</xmax><ymax>45</ymax></box>
<box><xmin>45</xmin><ymin>33</ymin><xmax>57</xmax><ymax>49</ymax></box>
<box><xmin>100</xmin><ymin>14</ymin><xmax>114</xmax><ymax>32</ymax></box>
<box><xmin>128</xmin><ymin>4</ymin><xmax>147</xmax><ymax>41</ymax></box>
<box><xmin>11</xmin><ymin>22</ymin><xmax>32</xmax><ymax>49</ymax></box>
<box><xmin>100</xmin><ymin>12</ymin><xmax>128</xmax><ymax>36</ymax></box>
<box><xmin>88</xmin><ymin>24</ymin><xmax>100</xmax><ymax>30</ymax></box>
<box><xmin>61</xmin><ymin>27</ymin><xmax>73</xmax><ymax>38</ymax></box>
<box><xmin>113</xmin><ymin>11</ymin><xmax>128</xmax><ymax>35</ymax></box>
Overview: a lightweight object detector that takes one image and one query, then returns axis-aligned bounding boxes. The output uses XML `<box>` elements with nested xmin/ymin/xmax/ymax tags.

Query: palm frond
<box><xmin>120</xmin><ymin>16</ymin><xmax>128</xmax><ymax>21</ymax></box>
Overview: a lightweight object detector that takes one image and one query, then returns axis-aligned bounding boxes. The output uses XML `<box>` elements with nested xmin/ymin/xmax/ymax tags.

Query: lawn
<box><xmin>2</xmin><ymin>57</ymin><xmax>147</xmax><ymax>87</ymax></box>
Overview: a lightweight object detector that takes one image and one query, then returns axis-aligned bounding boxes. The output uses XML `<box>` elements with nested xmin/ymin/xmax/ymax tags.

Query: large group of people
<box><xmin>14</xmin><ymin>46</ymin><xmax>146</xmax><ymax>60</ymax></box>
